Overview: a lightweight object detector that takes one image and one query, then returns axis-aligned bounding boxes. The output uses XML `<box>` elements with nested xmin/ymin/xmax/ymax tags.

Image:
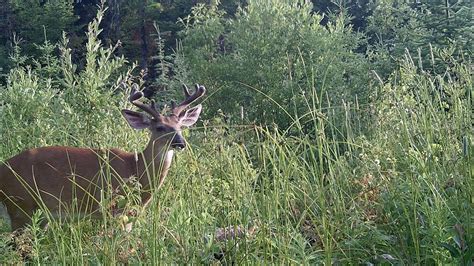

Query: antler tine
<box><xmin>173</xmin><ymin>84</ymin><xmax>206</xmax><ymax>116</ymax></box>
<box><xmin>128</xmin><ymin>85</ymin><xmax>162</xmax><ymax>121</ymax></box>
<box><xmin>182</xmin><ymin>84</ymin><xmax>191</xmax><ymax>98</ymax></box>
<box><xmin>129</xmin><ymin>87</ymin><xmax>143</xmax><ymax>102</ymax></box>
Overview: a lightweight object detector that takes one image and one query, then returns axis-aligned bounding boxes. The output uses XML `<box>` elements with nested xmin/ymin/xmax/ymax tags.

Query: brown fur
<box><xmin>0</xmin><ymin>143</ymin><xmax>173</xmax><ymax>230</ymax></box>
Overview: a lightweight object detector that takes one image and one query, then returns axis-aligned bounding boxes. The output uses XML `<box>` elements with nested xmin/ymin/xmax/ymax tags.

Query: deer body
<box><xmin>0</xmin><ymin>84</ymin><xmax>205</xmax><ymax>230</ymax></box>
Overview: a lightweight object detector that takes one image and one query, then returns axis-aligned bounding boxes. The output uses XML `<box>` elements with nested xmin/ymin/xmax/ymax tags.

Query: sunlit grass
<box><xmin>1</xmin><ymin>53</ymin><xmax>471</xmax><ymax>263</ymax></box>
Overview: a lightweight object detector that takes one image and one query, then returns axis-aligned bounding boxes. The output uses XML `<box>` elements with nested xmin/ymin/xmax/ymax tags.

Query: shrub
<box><xmin>177</xmin><ymin>0</ymin><xmax>370</xmax><ymax>129</ymax></box>
<box><xmin>0</xmin><ymin>3</ymin><xmax>137</xmax><ymax>160</ymax></box>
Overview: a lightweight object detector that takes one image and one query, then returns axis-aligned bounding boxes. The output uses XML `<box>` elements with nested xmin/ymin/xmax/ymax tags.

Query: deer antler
<box><xmin>172</xmin><ymin>84</ymin><xmax>206</xmax><ymax>116</ymax></box>
<box><xmin>129</xmin><ymin>84</ymin><xmax>163</xmax><ymax>121</ymax></box>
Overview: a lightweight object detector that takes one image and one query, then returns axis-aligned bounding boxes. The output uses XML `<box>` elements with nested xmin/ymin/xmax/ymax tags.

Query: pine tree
<box><xmin>420</xmin><ymin>0</ymin><xmax>473</xmax><ymax>56</ymax></box>
<box><xmin>9</xmin><ymin>0</ymin><xmax>77</xmax><ymax>59</ymax></box>
<box><xmin>366</xmin><ymin>0</ymin><xmax>472</xmax><ymax>76</ymax></box>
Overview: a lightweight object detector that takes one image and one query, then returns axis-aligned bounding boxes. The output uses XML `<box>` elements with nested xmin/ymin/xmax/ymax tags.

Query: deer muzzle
<box><xmin>171</xmin><ymin>134</ymin><xmax>186</xmax><ymax>150</ymax></box>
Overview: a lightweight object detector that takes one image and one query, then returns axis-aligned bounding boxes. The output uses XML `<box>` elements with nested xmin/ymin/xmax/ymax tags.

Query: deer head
<box><xmin>121</xmin><ymin>84</ymin><xmax>206</xmax><ymax>150</ymax></box>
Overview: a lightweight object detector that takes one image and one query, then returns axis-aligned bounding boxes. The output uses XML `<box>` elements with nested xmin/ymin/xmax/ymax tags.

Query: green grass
<box><xmin>0</xmin><ymin>4</ymin><xmax>472</xmax><ymax>263</ymax></box>
<box><xmin>1</xmin><ymin>53</ymin><xmax>472</xmax><ymax>264</ymax></box>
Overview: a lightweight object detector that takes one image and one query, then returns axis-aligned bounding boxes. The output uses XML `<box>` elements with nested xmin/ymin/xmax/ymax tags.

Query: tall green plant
<box><xmin>9</xmin><ymin>0</ymin><xmax>77</xmax><ymax>60</ymax></box>
<box><xmin>364</xmin><ymin>48</ymin><xmax>472</xmax><ymax>264</ymax></box>
<box><xmin>0</xmin><ymin>1</ymin><xmax>136</xmax><ymax>160</ymax></box>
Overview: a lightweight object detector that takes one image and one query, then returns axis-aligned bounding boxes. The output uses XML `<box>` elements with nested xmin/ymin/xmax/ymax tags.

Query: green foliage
<box><xmin>0</xmin><ymin>65</ymin><xmax>60</xmax><ymax>156</ymax></box>
<box><xmin>441</xmin><ymin>225</ymin><xmax>474</xmax><ymax>264</ymax></box>
<box><xmin>366</xmin><ymin>0</ymin><xmax>473</xmax><ymax>77</ymax></box>
<box><xmin>1</xmin><ymin>46</ymin><xmax>471</xmax><ymax>263</ymax></box>
<box><xmin>366</xmin><ymin>1</ymin><xmax>426</xmax><ymax>76</ymax></box>
<box><xmin>179</xmin><ymin>0</ymin><xmax>370</xmax><ymax>129</ymax></box>
<box><xmin>0</xmin><ymin>2</ymin><xmax>135</xmax><ymax>160</ymax></box>
<box><xmin>420</xmin><ymin>0</ymin><xmax>473</xmax><ymax>55</ymax></box>
<box><xmin>9</xmin><ymin>0</ymin><xmax>77</xmax><ymax>59</ymax></box>
<box><xmin>356</xmin><ymin>49</ymin><xmax>472</xmax><ymax>264</ymax></box>
<box><xmin>0</xmin><ymin>2</ymin><xmax>472</xmax><ymax>264</ymax></box>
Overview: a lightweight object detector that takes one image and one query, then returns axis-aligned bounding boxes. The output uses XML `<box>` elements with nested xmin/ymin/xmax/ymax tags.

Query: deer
<box><xmin>0</xmin><ymin>83</ymin><xmax>205</xmax><ymax>230</ymax></box>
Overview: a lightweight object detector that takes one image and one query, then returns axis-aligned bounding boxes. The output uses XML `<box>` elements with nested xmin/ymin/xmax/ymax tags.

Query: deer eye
<box><xmin>155</xmin><ymin>126</ymin><xmax>167</xmax><ymax>132</ymax></box>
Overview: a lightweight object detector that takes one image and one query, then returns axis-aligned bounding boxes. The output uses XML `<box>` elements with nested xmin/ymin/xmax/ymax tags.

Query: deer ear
<box><xmin>122</xmin><ymin>110</ymin><xmax>151</xmax><ymax>130</ymax></box>
<box><xmin>179</xmin><ymin>104</ymin><xmax>202</xmax><ymax>127</ymax></box>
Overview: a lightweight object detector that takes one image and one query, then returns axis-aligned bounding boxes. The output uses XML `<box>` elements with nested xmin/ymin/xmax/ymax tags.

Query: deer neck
<box><xmin>136</xmin><ymin>139</ymin><xmax>174</xmax><ymax>190</ymax></box>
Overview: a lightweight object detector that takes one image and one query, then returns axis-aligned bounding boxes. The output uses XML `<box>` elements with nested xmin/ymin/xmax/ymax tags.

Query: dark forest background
<box><xmin>0</xmin><ymin>0</ymin><xmax>471</xmax><ymax>85</ymax></box>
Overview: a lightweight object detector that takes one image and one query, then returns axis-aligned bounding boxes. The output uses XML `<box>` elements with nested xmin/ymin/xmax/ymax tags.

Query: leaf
<box><xmin>454</xmin><ymin>235</ymin><xmax>464</xmax><ymax>250</ymax></box>
<box><xmin>441</xmin><ymin>242</ymin><xmax>461</xmax><ymax>258</ymax></box>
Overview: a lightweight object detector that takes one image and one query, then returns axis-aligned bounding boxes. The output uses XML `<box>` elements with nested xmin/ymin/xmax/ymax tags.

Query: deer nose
<box><xmin>171</xmin><ymin>134</ymin><xmax>186</xmax><ymax>150</ymax></box>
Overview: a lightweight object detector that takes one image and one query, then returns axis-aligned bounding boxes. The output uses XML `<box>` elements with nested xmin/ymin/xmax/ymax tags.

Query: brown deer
<box><xmin>0</xmin><ymin>84</ymin><xmax>205</xmax><ymax>230</ymax></box>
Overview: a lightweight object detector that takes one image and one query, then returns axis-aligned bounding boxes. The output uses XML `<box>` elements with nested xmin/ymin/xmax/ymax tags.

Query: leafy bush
<box><xmin>354</xmin><ymin>49</ymin><xmax>472</xmax><ymax>264</ymax></box>
<box><xmin>9</xmin><ymin>0</ymin><xmax>77</xmax><ymax>60</ymax></box>
<box><xmin>177</xmin><ymin>0</ymin><xmax>370</xmax><ymax>129</ymax></box>
<box><xmin>0</xmin><ymin>4</ymin><xmax>137</xmax><ymax>160</ymax></box>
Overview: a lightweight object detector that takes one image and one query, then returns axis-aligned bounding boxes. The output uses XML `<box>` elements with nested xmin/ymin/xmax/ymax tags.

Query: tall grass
<box><xmin>0</xmin><ymin>5</ymin><xmax>472</xmax><ymax>265</ymax></box>
<box><xmin>2</xmin><ymin>51</ymin><xmax>471</xmax><ymax>264</ymax></box>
